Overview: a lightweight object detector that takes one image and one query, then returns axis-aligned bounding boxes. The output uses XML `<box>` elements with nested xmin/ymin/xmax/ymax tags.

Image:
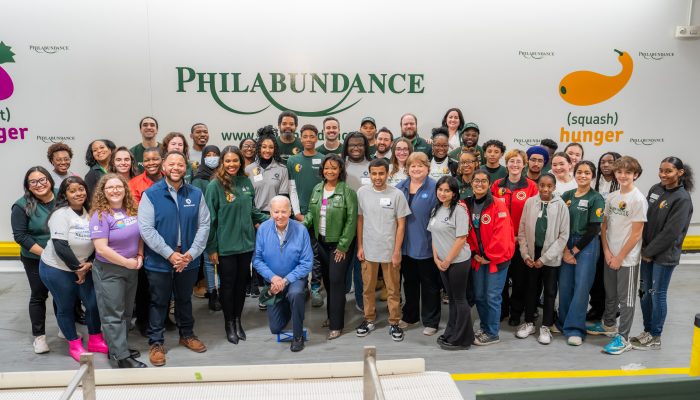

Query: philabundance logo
<box><xmin>176</xmin><ymin>67</ymin><xmax>425</xmax><ymax>117</ymax></box>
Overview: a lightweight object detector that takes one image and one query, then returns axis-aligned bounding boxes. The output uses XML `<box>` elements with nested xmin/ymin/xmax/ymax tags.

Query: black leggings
<box><xmin>219</xmin><ymin>252</ymin><xmax>253</xmax><ymax>321</ymax></box>
<box><xmin>21</xmin><ymin>255</ymin><xmax>53</xmax><ymax>336</ymax></box>
<box><xmin>440</xmin><ymin>260</ymin><xmax>474</xmax><ymax>346</ymax></box>
<box><xmin>401</xmin><ymin>255</ymin><xmax>441</xmax><ymax>328</ymax></box>
<box><xmin>524</xmin><ymin>246</ymin><xmax>559</xmax><ymax>326</ymax></box>
<box><xmin>318</xmin><ymin>239</ymin><xmax>352</xmax><ymax>331</ymax></box>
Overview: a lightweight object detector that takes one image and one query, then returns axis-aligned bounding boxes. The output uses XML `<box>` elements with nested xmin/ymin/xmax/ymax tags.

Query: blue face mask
<box><xmin>204</xmin><ymin>156</ymin><xmax>220</xmax><ymax>169</ymax></box>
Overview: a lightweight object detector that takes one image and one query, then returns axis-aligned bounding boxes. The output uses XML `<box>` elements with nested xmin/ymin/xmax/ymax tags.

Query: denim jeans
<box><xmin>472</xmin><ymin>262</ymin><xmax>510</xmax><ymax>337</ymax></box>
<box><xmin>558</xmin><ymin>234</ymin><xmax>599</xmax><ymax>338</ymax></box>
<box><xmin>202</xmin><ymin>251</ymin><xmax>218</xmax><ymax>292</ymax></box>
<box><xmin>268</xmin><ymin>278</ymin><xmax>308</xmax><ymax>339</ymax></box>
<box><xmin>39</xmin><ymin>261</ymin><xmax>101</xmax><ymax>340</ymax></box>
<box><xmin>640</xmin><ymin>261</ymin><xmax>676</xmax><ymax>337</ymax></box>
<box><xmin>146</xmin><ymin>267</ymin><xmax>199</xmax><ymax>345</ymax></box>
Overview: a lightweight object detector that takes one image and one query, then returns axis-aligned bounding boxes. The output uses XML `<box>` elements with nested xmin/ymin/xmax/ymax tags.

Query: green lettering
<box><xmin>196</xmin><ymin>72</ymin><xmax>217</xmax><ymax>93</ymax></box>
<box><xmin>331</xmin><ymin>74</ymin><xmax>349</xmax><ymax>93</ymax></box>
<box><xmin>176</xmin><ymin>67</ymin><xmax>195</xmax><ymax>92</ymax></box>
<box><xmin>270</xmin><ymin>73</ymin><xmax>286</xmax><ymax>92</ymax></box>
<box><xmin>231</xmin><ymin>73</ymin><xmax>249</xmax><ymax>92</ymax></box>
<box><xmin>310</xmin><ymin>73</ymin><xmax>328</xmax><ymax>93</ymax></box>
<box><xmin>388</xmin><ymin>74</ymin><xmax>406</xmax><ymax>93</ymax></box>
<box><xmin>368</xmin><ymin>74</ymin><xmax>386</xmax><ymax>93</ymax></box>
<box><xmin>290</xmin><ymin>73</ymin><xmax>307</xmax><ymax>93</ymax></box>
<box><xmin>250</xmin><ymin>73</ymin><xmax>265</xmax><ymax>93</ymax></box>
<box><xmin>408</xmin><ymin>74</ymin><xmax>424</xmax><ymax>93</ymax></box>
<box><xmin>349</xmin><ymin>74</ymin><xmax>366</xmax><ymax>93</ymax></box>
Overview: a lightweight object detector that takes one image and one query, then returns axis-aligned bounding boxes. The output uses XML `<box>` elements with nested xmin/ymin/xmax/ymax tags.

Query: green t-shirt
<box><xmin>368</xmin><ymin>144</ymin><xmax>377</xmax><ymax>158</ymax></box>
<box><xmin>276</xmin><ymin>137</ymin><xmax>303</xmax><ymax>165</ymax></box>
<box><xmin>287</xmin><ymin>152</ymin><xmax>324</xmax><ymax>215</ymax></box>
<box><xmin>535</xmin><ymin>202</ymin><xmax>549</xmax><ymax>247</ymax></box>
<box><xmin>458</xmin><ymin>176</ymin><xmax>474</xmax><ymax>201</ymax></box>
<box><xmin>130</xmin><ymin>142</ymin><xmax>160</xmax><ymax>174</ymax></box>
<box><xmin>316</xmin><ymin>143</ymin><xmax>344</xmax><ymax>155</ymax></box>
<box><xmin>561</xmin><ymin>189</ymin><xmax>605</xmax><ymax>235</ymax></box>
<box><xmin>485</xmin><ymin>165</ymin><xmax>507</xmax><ymax>182</ymax></box>
<box><xmin>410</xmin><ymin>137</ymin><xmax>432</xmax><ymax>159</ymax></box>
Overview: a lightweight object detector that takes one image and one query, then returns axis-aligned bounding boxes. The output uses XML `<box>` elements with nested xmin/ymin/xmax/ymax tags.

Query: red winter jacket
<box><xmin>467</xmin><ymin>194</ymin><xmax>515</xmax><ymax>273</ymax></box>
<box><xmin>491</xmin><ymin>176</ymin><xmax>538</xmax><ymax>237</ymax></box>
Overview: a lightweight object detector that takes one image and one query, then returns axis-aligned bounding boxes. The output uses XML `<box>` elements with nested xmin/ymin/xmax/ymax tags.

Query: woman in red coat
<box><xmin>468</xmin><ymin>169</ymin><xmax>514</xmax><ymax>346</ymax></box>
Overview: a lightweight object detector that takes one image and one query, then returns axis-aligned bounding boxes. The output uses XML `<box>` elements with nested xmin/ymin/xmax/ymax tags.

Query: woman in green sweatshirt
<box><xmin>205</xmin><ymin>146</ymin><xmax>268</xmax><ymax>345</ymax></box>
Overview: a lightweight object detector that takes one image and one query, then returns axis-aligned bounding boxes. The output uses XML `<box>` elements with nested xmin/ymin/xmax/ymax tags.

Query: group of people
<box><xmin>11</xmin><ymin>108</ymin><xmax>694</xmax><ymax>369</ymax></box>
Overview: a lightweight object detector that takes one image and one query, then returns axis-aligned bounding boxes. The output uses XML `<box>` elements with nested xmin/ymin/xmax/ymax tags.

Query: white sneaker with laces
<box><xmin>515</xmin><ymin>322</ymin><xmax>536</xmax><ymax>339</ymax></box>
<box><xmin>423</xmin><ymin>327</ymin><xmax>438</xmax><ymax>336</ymax></box>
<box><xmin>538</xmin><ymin>326</ymin><xmax>552</xmax><ymax>345</ymax></box>
<box><xmin>567</xmin><ymin>336</ymin><xmax>583</xmax><ymax>346</ymax></box>
<box><xmin>33</xmin><ymin>335</ymin><xmax>50</xmax><ymax>354</ymax></box>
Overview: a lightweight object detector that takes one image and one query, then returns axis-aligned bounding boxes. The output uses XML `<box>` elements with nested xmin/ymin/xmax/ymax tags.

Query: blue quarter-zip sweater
<box><xmin>139</xmin><ymin>179</ymin><xmax>210</xmax><ymax>272</ymax></box>
<box><xmin>253</xmin><ymin>219</ymin><xmax>313</xmax><ymax>284</ymax></box>
<box><xmin>396</xmin><ymin>177</ymin><xmax>436</xmax><ymax>259</ymax></box>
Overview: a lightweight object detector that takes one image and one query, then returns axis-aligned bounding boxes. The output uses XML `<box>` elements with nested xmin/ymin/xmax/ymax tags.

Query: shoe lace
<box><xmin>151</xmin><ymin>343</ymin><xmax>165</xmax><ymax>353</ymax></box>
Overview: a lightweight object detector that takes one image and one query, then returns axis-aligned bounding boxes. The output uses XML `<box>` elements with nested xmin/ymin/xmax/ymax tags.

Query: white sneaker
<box><xmin>549</xmin><ymin>324</ymin><xmax>561</xmax><ymax>334</ymax></box>
<box><xmin>33</xmin><ymin>335</ymin><xmax>50</xmax><ymax>354</ymax></box>
<box><xmin>567</xmin><ymin>336</ymin><xmax>583</xmax><ymax>346</ymax></box>
<box><xmin>423</xmin><ymin>327</ymin><xmax>438</xmax><ymax>336</ymax></box>
<box><xmin>538</xmin><ymin>326</ymin><xmax>552</xmax><ymax>345</ymax></box>
<box><xmin>398</xmin><ymin>320</ymin><xmax>416</xmax><ymax>329</ymax></box>
<box><xmin>515</xmin><ymin>322</ymin><xmax>536</xmax><ymax>339</ymax></box>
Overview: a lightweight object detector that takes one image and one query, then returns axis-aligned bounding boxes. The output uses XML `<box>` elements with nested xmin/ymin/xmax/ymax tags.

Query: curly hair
<box><xmin>89</xmin><ymin>173</ymin><xmax>138</xmax><ymax>220</ymax></box>
<box><xmin>255</xmin><ymin>127</ymin><xmax>282</xmax><ymax>163</ymax></box>
<box><xmin>85</xmin><ymin>139</ymin><xmax>116</xmax><ymax>167</ymax></box>
<box><xmin>215</xmin><ymin>146</ymin><xmax>245</xmax><ymax>193</ymax></box>
<box><xmin>47</xmin><ymin>143</ymin><xmax>73</xmax><ymax>163</ymax></box>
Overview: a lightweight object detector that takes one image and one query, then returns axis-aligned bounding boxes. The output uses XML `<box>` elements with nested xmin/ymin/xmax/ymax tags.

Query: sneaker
<box><xmin>290</xmin><ymin>336</ymin><xmax>305</xmax><ymax>352</ymax></box>
<box><xmin>473</xmin><ymin>332</ymin><xmax>500</xmax><ymax>346</ymax></box>
<box><xmin>629</xmin><ymin>331</ymin><xmax>652</xmax><ymax>348</ymax></box>
<box><xmin>441</xmin><ymin>290</ymin><xmax>449</xmax><ymax>304</ymax></box>
<box><xmin>632</xmin><ymin>334</ymin><xmax>661</xmax><ymax>351</ymax></box>
<box><xmin>193</xmin><ymin>280</ymin><xmax>207</xmax><ymax>298</ymax></box>
<box><xmin>149</xmin><ymin>343</ymin><xmax>167</xmax><ymax>366</ymax></box>
<box><xmin>310</xmin><ymin>289</ymin><xmax>324</xmax><ymax>308</ymax></box>
<box><xmin>250</xmin><ymin>285</ymin><xmax>260</xmax><ymax>298</ymax></box>
<box><xmin>169</xmin><ymin>300</ymin><xmax>175</xmax><ymax>315</ymax></box>
<box><xmin>356</xmin><ymin>320</ymin><xmax>376</xmax><ymax>337</ymax></box>
<box><xmin>423</xmin><ymin>327</ymin><xmax>438</xmax><ymax>336</ymax></box>
<box><xmin>398</xmin><ymin>320</ymin><xmax>415</xmax><ymax>329</ymax></box>
<box><xmin>549</xmin><ymin>324</ymin><xmax>561</xmax><ymax>334</ymax></box>
<box><xmin>537</xmin><ymin>326</ymin><xmax>552</xmax><ymax>345</ymax></box>
<box><xmin>389</xmin><ymin>324</ymin><xmax>404</xmax><ymax>342</ymax></box>
<box><xmin>586</xmin><ymin>321</ymin><xmax>617</xmax><ymax>337</ymax></box>
<box><xmin>33</xmin><ymin>335</ymin><xmax>50</xmax><ymax>354</ymax></box>
<box><xmin>603</xmin><ymin>334</ymin><xmax>632</xmax><ymax>355</ymax></box>
<box><xmin>567</xmin><ymin>336</ymin><xmax>583</xmax><ymax>346</ymax></box>
<box><xmin>179</xmin><ymin>336</ymin><xmax>207</xmax><ymax>353</ymax></box>
<box><xmin>515</xmin><ymin>322</ymin><xmax>536</xmax><ymax>339</ymax></box>
<box><xmin>245</xmin><ymin>283</ymin><xmax>251</xmax><ymax>297</ymax></box>
<box><xmin>258</xmin><ymin>302</ymin><xmax>268</xmax><ymax>311</ymax></box>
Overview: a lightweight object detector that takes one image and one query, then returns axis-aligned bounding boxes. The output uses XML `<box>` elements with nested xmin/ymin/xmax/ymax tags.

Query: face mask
<box><xmin>204</xmin><ymin>156</ymin><xmax>220</xmax><ymax>168</ymax></box>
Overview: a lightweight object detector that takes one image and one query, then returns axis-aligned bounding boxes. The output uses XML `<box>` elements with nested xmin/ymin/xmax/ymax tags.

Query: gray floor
<box><xmin>1</xmin><ymin>259</ymin><xmax>698</xmax><ymax>399</ymax></box>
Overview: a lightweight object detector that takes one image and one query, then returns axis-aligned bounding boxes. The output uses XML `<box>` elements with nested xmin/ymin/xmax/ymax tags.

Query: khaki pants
<box><xmin>361</xmin><ymin>261</ymin><xmax>401</xmax><ymax>325</ymax></box>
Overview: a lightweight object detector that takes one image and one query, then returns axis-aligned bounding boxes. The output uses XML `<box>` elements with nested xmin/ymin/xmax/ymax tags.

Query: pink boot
<box><xmin>87</xmin><ymin>333</ymin><xmax>109</xmax><ymax>354</ymax></box>
<box><xmin>68</xmin><ymin>339</ymin><xmax>87</xmax><ymax>362</ymax></box>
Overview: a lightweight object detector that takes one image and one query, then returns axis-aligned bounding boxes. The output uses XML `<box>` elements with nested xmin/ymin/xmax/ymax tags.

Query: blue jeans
<box><xmin>39</xmin><ymin>261</ymin><xmax>101</xmax><ymax>340</ymax></box>
<box><xmin>268</xmin><ymin>278</ymin><xmax>308</xmax><ymax>339</ymax></box>
<box><xmin>202</xmin><ymin>251</ymin><xmax>218</xmax><ymax>292</ymax></box>
<box><xmin>640</xmin><ymin>261</ymin><xmax>676</xmax><ymax>337</ymax></box>
<box><xmin>472</xmin><ymin>262</ymin><xmax>510</xmax><ymax>337</ymax></box>
<box><xmin>146</xmin><ymin>267</ymin><xmax>199</xmax><ymax>345</ymax></box>
<box><xmin>558</xmin><ymin>235</ymin><xmax>599</xmax><ymax>338</ymax></box>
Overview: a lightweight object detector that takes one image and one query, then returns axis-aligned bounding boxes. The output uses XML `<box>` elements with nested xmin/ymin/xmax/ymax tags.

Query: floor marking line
<box><xmin>451</xmin><ymin>367</ymin><xmax>689</xmax><ymax>380</ymax></box>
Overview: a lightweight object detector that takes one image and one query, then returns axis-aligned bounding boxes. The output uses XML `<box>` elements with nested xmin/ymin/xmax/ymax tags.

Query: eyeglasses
<box><xmin>347</xmin><ymin>143</ymin><xmax>365</xmax><ymax>149</ymax></box>
<box><xmin>395</xmin><ymin>148</ymin><xmax>410</xmax><ymax>153</ymax></box>
<box><xmin>241</xmin><ymin>144</ymin><xmax>256</xmax><ymax>150</ymax></box>
<box><xmin>529</xmin><ymin>158</ymin><xmax>545</xmax><ymax>164</ymax></box>
<box><xmin>28</xmin><ymin>177</ymin><xmax>49</xmax><ymax>187</ymax></box>
<box><xmin>52</xmin><ymin>158</ymin><xmax>71</xmax><ymax>163</ymax></box>
<box><xmin>472</xmin><ymin>179</ymin><xmax>490</xmax><ymax>185</ymax></box>
<box><xmin>104</xmin><ymin>185</ymin><xmax>125</xmax><ymax>192</ymax></box>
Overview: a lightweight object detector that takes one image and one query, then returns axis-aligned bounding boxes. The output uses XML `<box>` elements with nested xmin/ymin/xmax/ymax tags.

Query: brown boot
<box><xmin>179</xmin><ymin>336</ymin><xmax>207</xmax><ymax>353</ymax></box>
<box><xmin>148</xmin><ymin>343</ymin><xmax>166</xmax><ymax>366</ymax></box>
<box><xmin>193</xmin><ymin>279</ymin><xmax>207</xmax><ymax>298</ymax></box>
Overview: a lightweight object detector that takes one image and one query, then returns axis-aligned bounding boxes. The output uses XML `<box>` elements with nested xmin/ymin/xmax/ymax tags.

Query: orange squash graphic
<box><xmin>559</xmin><ymin>49</ymin><xmax>633</xmax><ymax>106</ymax></box>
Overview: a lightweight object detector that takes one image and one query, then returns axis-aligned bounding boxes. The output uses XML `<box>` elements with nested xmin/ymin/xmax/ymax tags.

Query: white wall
<box><xmin>1</xmin><ymin>0</ymin><xmax>699</xmax><ymax>240</ymax></box>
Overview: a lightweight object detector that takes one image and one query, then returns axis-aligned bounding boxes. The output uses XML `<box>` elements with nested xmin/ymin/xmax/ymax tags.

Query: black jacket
<box><xmin>642</xmin><ymin>183</ymin><xmax>693</xmax><ymax>265</ymax></box>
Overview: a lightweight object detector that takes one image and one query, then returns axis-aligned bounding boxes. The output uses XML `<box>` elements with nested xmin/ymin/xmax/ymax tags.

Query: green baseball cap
<box><xmin>461</xmin><ymin>122</ymin><xmax>480</xmax><ymax>133</ymax></box>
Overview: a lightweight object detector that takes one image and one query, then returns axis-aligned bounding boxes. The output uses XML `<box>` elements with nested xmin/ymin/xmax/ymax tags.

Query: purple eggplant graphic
<box><xmin>0</xmin><ymin>42</ymin><xmax>16</xmax><ymax>101</ymax></box>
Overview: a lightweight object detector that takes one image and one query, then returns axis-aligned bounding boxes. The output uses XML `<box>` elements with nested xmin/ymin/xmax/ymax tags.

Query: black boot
<box><xmin>234</xmin><ymin>317</ymin><xmax>246</xmax><ymax>341</ymax></box>
<box><xmin>117</xmin><ymin>356</ymin><xmax>147</xmax><ymax>368</ymax></box>
<box><xmin>225</xmin><ymin>320</ymin><xmax>239</xmax><ymax>344</ymax></box>
<box><xmin>209</xmin><ymin>290</ymin><xmax>222</xmax><ymax>312</ymax></box>
<box><xmin>75</xmin><ymin>302</ymin><xmax>86</xmax><ymax>325</ymax></box>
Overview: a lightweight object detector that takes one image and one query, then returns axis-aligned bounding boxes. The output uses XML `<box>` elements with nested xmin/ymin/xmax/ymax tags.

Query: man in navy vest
<box><xmin>138</xmin><ymin>150</ymin><xmax>210</xmax><ymax>366</ymax></box>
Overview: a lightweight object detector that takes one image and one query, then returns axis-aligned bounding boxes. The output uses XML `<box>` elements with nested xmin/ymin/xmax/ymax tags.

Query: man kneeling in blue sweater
<box><xmin>253</xmin><ymin>196</ymin><xmax>313</xmax><ymax>352</ymax></box>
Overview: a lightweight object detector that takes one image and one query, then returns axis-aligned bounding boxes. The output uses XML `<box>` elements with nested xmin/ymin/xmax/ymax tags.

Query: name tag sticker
<box><xmin>579</xmin><ymin>199</ymin><xmax>588</xmax><ymax>207</ymax></box>
<box><xmin>312</xmin><ymin>159</ymin><xmax>321</xmax><ymax>165</ymax></box>
<box><xmin>253</xmin><ymin>174</ymin><xmax>264</xmax><ymax>182</ymax></box>
<box><xmin>430</xmin><ymin>218</ymin><xmax>436</xmax><ymax>226</ymax></box>
<box><xmin>537</xmin><ymin>210</ymin><xmax>543</xmax><ymax>218</ymax></box>
<box><xmin>361</xmin><ymin>178</ymin><xmax>371</xmax><ymax>185</ymax></box>
<box><xmin>650</xmin><ymin>193</ymin><xmax>659</xmax><ymax>201</ymax></box>
<box><xmin>380</xmin><ymin>197</ymin><xmax>392</xmax><ymax>207</ymax></box>
<box><xmin>498</xmin><ymin>212</ymin><xmax>507</xmax><ymax>218</ymax></box>
<box><xmin>113</xmin><ymin>212</ymin><xmax>125</xmax><ymax>219</ymax></box>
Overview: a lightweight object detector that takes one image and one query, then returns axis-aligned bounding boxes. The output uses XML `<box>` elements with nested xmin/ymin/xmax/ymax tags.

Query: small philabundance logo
<box><xmin>176</xmin><ymin>68</ymin><xmax>425</xmax><ymax>117</ymax></box>
<box><xmin>638</xmin><ymin>51</ymin><xmax>674</xmax><ymax>61</ymax></box>
<box><xmin>36</xmin><ymin>135</ymin><xmax>75</xmax><ymax>143</ymax></box>
<box><xmin>512</xmin><ymin>138</ymin><xmax>548</xmax><ymax>147</ymax></box>
<box><xmin>30</xmin><ymin>45</ymin><xmax>69</xmax><ymax>54</ymax></box>
<box><xmin>629</xmin><ymin>138</ymin><xmax>664</xmax><ymax>145</ymax></box>
<box><xmin>518</xmin><ymin>50</ymin><xmax>554</xmax><ymax>59</ymax></box>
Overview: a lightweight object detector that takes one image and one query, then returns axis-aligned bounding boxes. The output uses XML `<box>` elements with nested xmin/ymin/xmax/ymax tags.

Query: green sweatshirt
<box><xmin>205</xmin><ymin>176</ymin><xmax>268</xmax><ymax>256</ymax></box>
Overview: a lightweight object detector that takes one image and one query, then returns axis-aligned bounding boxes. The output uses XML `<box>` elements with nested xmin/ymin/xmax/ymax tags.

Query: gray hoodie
<box><xmin>517</xmin><ymin>194</ymin><xmax>570</xmax><ymax>266</ymax></box>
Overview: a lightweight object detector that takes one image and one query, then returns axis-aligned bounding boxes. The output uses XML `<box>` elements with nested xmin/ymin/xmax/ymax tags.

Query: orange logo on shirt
<box><xmin>253</xmin><ymin>167</ymin><xmax>261</xmax><ymax>175</ymax></box>
<box><xmin>294</xmin><ymin>163</ymin><xmax>302</xmax><ymax>173</ymax></box>
<box><xmin>498</xmin><ymin>188</ymin><xmax>506</xmax><ymax>196</ymax></box>
<box><xmin>292</xmin><ymin>147</ymin><xmax>300</xmax><ymax>154</ymax></box>
<box><xmin>516</xmin><ymin>191</ymin><xmax>527</xmax><ymax>201</ymax></box>
<box><xmin>481</xmin><ymin>214</ymin><xmax>492</xmax><ymax>225</ymax></box>
<box><xmin>659</xmin><ymin>200</ymin><xmax>668</xmax><ymax>209</ymax></box>
<box><xmin>595</xmin><ymin>208</ymin><xmax>603</xmax><ymax>217</ymax></box>
<box><xmin>225</xmin><ymin>192</ymin><xmax>234</xmax><ymax>203</ymax></box>
<box><xmin>618</xmin><ymin>201</ymin><xmax>627</xmax><ymax>211</ymax></box>
<box><xmin>565</xmin><ymin>199</ymin><xmax>572</xmax><ymax>207</ymax></box>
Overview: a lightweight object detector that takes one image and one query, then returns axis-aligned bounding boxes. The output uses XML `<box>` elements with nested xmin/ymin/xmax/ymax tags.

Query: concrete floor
<box><xmin>1</xmin><ymin>258</ymin><xmax>698</xmax><ymax>399</ymax></box>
